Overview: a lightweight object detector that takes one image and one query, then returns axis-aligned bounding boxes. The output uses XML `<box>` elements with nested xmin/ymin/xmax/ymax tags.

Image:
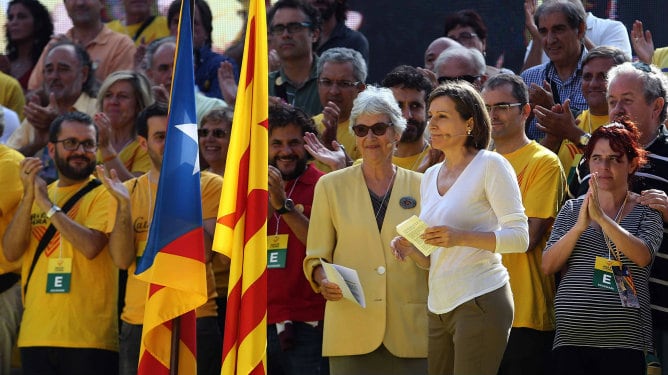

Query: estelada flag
<box><xmin>212</xmin><ymin>0</ymin><xmax>268</xmax><ymax>373</ymax></box>
<box><xmin>135</xmin><ymin>0</ymin><xmax>207</xmax><ymax>373</ymax></box>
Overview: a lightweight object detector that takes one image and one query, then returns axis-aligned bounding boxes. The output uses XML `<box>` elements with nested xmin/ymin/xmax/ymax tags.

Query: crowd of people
<box><xmin>0</xmin><ymin>0</ymin><xmax>668</xmax><ymax>375</ymax></box>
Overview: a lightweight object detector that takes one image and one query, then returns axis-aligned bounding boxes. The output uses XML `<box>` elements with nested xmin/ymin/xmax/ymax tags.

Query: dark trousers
<box><xmin>21</xmin><ymin>346</ymin><xmax>118</xmax><ymax>375</ymax></box>
<box><xmin>497</xmin><ymin>328</ymin><xmax>554</xmax><ymax>375</ymax></box>
<box><xmin>267</xmin><ymin>322</ymin><xmax>328</xmax><ymax>375</ymax></box>
<box><xmin>552</xmin><ymin>345</ymin><xmax>644</xmax><ymax>375</ymax></box>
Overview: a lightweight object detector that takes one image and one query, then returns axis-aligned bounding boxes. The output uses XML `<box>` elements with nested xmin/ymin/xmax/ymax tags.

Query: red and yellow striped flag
<box><xmin>212</xmin><ymin>0</ymin><xmax>268</xmax><ymax>374</ymax></box>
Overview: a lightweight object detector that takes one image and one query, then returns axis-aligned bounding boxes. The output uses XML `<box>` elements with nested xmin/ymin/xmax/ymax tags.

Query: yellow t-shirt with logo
<box><xmin>121</xmin><ymin>171</ymin><xmax>222</xmax><ymax>324</ymax></box>
<box><xmin>107</xmin><ymin>16</ymin><xmax>170</xmax><ymax>46</ymax></box>
<box><xmin>18</xmin><ymin>177</ymin><xmax>117</xmax><ymax>350</ymax></box>
<box><xmin>499</xmin><ymin>141</ymin><xmax>565</xmax><ymax>331</ymax></box>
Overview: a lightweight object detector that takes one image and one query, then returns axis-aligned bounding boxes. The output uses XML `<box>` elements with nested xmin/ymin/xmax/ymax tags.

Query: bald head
<box><xmin>424</xmin><ymin>37</ymin><xmax>462</xmax><ymax>72</ymax></box>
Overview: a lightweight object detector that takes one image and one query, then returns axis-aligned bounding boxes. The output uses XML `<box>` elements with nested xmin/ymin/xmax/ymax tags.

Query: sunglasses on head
<box><xmin>198</xmin><ymin>128</ymin><xmax>228</xmax><ymax>138</ymax></box>
<box><xmin>351</xmin><ymin>122</ymin><xmax>392</xmax><ymax>137</ymax></box>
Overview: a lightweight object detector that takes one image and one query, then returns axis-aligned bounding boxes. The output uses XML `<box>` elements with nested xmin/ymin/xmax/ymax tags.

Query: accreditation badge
<box><xmin>612</xmin><ymin>264</ymin><xmax>640</xmax><ymax>308</ymax></box>
<box><xmin>593</xmin><ymin>256</ymin><xmax>620</xmax><ymax>291</ymax></box>
<box><xmin>267</xmin><ymin>234</ymin><xmax>288</xmax><ymax>269</ymax></box>
<box><xmin>46</xmin><ymin>258</ymin><xmax>72</xmax><ymax>293</ymax></box>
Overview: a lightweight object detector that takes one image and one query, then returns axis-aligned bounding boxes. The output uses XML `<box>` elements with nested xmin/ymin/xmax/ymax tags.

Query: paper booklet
<box><xmin>320</xmin><ymin>259</ymin><xmax>366</xmax><ymax>308</ymax></box>
<box><xmin>396</xmin><ymin>215</ymin><xmax>438</xmax><ymax>256</ymax></box>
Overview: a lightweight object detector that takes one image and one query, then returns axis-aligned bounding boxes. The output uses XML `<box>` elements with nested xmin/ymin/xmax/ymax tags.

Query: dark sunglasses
<box><xmin>351</xmin><ymin>122</ymin><xmax>392</xmax><ymax>137</ymax></box>
<box><xmin>437</xmin><ymin>75</ymin><xmax>480</xmax><ymax>85</ymax></box>
<box><xmin>198</xmin><ymin>128</ymin><xmax>228</xmax><ymax>138</ymax></box>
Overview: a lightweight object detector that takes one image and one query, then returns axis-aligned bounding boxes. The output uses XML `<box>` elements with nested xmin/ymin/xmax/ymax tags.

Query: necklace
<box><xmin>603</xmin><ymin>191</ymin><xmax>629</xmax><ymax>261</ymax></box>
<box><xmin>373</xmin><ymin>166</ymin><xmax>396</xmax><ymax>221</ymax></box>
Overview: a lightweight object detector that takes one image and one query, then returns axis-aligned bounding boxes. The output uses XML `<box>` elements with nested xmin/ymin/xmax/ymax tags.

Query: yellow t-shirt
<box><xmin>556</xmin><ymin>110</ymin><xmax>609</xmax><ymax>186</ymax></box>
<box><xmin>653</xmin><ymin>47</ymin><xmax>668</xmax><ymax>77</ymax></box>
<box><xmin>392</xmin><ymin>145</ymin><xmax>431</xmax><ymax>172</ymax></box>
<box><xmin>121</xmin><ymin>171</ymin><xmax>222</xmax><ymax>324</ymax></box>
<box><xmin>106</xmin><ymin>16</ymin><xmax>170</xmax><ymax>46</ymax></box>
<box><xmin>96</xmin><ymin>139</ymin><xmax>151</xmax><ymax>174</ymax></box>
<box><xmin>313</xmin><ymin>114</ymin><xmax>359</xmax><ymax>173</ymax></box>
<box><xmin>18</xmin><ymin>177</ymin><xmax>118</xmax><ymax>350</ymax></box>
<box><xmin>499</xmin><ymin>141</ymin><xmax>565</xmax><ymax>331</ymax></box>
<box><xmin>0</xmin><ymin>145</ymin><xmax>24</xmax><ymax>273</ymax></box>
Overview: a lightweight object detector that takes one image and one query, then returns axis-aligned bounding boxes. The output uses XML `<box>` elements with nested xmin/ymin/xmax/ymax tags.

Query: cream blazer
<box><xmin>304</xmin><ymin>164</ymin><xmax>428</xmax><ymax>357</ymax></box>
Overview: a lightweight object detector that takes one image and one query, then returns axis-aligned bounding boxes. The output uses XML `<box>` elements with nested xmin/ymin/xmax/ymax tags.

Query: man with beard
<box><xmin>313</xmin><ymin>47</ymin><xmax>366</xmax><ymax>172</ymax></box>
<box><xmin>104</xmin><ymin>103</ymin><xmax>223</xmax><ymax>375</ymax></box>
<box><xmin>306</xmin><ymin>0</ymin><xmax>369</xmax><ymax>67</ymax></box>
<box><xmin>2</xmin><ymin>111</ymin><xmax>120</xmax><ymax>375</ymax></box>
<box><xmin>266</xmin><ymin>102</ymin><xmax>327</xmax><ymax>375</ymax></box>
<box><xmin>381</xmin><ymin>65</ymin><xmax>433</xmax><ymax>172</ymax></box>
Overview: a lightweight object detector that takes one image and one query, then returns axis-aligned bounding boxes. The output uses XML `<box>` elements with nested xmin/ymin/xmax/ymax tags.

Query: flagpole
<box><xmin>170</xmin><ymin>316</ymin><xmax>181</xmax><ymax>375</ymax></box>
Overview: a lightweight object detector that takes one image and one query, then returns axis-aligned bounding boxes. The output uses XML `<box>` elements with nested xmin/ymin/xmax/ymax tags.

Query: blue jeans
<box><xmin>267</xmin><ymin>322</ymin><xmax>328</xmax><ymax>375</ymax></box>
<box><xmin>119</xmin><ymin>318</ymin><xmax>222</xmax><ymax>375</ymax></box>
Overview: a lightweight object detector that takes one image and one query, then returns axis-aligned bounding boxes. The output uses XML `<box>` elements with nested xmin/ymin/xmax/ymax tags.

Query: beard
<box><xmin>271</xmin><ymin>154</ymin><xmax>309</xmax><ymax>181</ymax></box>
<box><xmin>400</xmin><ymin>119</ymin><xmax>427</xmax><ymax>143</ymax></box>
<box><xmin>54</xmin><ymin>150</ymin><xmax>96</xmax><ymax>181</ymax></box>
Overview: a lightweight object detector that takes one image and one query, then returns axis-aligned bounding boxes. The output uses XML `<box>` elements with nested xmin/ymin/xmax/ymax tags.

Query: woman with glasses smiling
<box><xmin>392</xmin><ymin>82</ymin><xmax>528</xmax><ymax>375</ymax></box>
<box><xmin>198</xmin><ymin>107</ymin><xmax>233</xmax><ymax>176</ymax></box>
<box><xmin>304</xmin><ymin>86</ymin><xmax>428</xmax><ymax>375</ymax></box>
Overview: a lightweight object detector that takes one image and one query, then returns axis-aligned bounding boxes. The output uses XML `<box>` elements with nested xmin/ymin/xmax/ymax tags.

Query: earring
<box><xmin>466</xmin><ymin>127</ymin><xmax>472</xmax><ymax>136</ymax></box>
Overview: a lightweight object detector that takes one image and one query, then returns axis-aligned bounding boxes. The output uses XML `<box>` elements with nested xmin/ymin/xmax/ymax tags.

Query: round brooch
<box><xmin>399</xmin><ymin>196</ymin><xmax>417</xmax><ymax>209</ymax></box>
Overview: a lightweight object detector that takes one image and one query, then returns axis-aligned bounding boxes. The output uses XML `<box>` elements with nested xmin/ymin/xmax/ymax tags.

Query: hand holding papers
<box><xmin>320</xmin><ymin>259</ymin><xmax>366</xmax><ymax>308</ymax></box>
<box><xmin>396</xmin><ymin>215</ymin><xmax>438</xmax><ymax>256</ymax></box>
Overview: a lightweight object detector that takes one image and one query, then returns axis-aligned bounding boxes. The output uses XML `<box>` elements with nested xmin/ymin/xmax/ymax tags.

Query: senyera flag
<box><xmin>212</xmin><ymin>0</ymin><xmax>269</xmax><ymax>374</ymax></box>
<box><xmin>135</xmin><ymin>0</ymin><xmax>207</xmax><ymax>374</ymax></box>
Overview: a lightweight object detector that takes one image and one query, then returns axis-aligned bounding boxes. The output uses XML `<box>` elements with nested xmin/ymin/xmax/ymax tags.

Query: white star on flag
<box><xmin>176</xmin><ymin>123</ymin><xmax>200</xmax><ymax>174</ymax></box>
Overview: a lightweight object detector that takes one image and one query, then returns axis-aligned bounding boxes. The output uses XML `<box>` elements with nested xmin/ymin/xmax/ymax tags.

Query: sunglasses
<box><xmin>198</xmin><ymin>128</ymin><xmax>228</xmax><ymax>138</ymax></box>
<box><xmin>437</xmin><ymin>75</ymin><xmax>481</xmax><ymax>85</ymax></box>
<box><xmin>351</xmin><ymin>122</ymin><xmax>392</xmax><ymax>137</ymax></box>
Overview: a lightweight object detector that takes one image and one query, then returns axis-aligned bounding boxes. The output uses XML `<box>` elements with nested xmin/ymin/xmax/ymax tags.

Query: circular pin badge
<box><xmin>399</xmin><ymin>196</ymin><xmax>417</xmax><ymax>209</ymax></box>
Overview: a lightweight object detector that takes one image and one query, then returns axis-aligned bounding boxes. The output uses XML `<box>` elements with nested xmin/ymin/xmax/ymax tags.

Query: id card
<box><xmin>267</xmin><ymin>234</ymin><xmax>288</xmax><ymax>269</ymax></box>
<box><xmin>46</xmin><ymin>258</ymin><xmax>72</xmax><ymax>293</ymax></box>
<box><xmin>612</xmin><ymin>265</ymin><xmax>640</xmax><ymax>308</ymax></box>
<box><xmin>593</xmin><ymin>256</ymin><xmax>620</xmax><ymax>291</ymax></box>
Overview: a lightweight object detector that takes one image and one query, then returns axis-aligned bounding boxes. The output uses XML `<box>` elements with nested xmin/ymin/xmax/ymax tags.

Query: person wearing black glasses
<box><xmin>305</xmin><ymin>86</ymin><xmax>428</xmax><ymax>375</ymax></box>
<box><xmin>268</xmin><ymin>0</ymin><xmax>323</xmax><ymax>117</ymax></box>
<box><xmin>198</xmin><ymin>107</ymin><xmax>233</xmax><ymax>177</ymax></box>
<box><xmin>433</xmin><ymin>47</ymin><xmax>486</xmax><ymax>91</ymax></box>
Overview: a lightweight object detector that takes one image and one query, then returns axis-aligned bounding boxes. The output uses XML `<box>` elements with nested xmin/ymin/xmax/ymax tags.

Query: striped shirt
<box><xmin>568</xmin><ymin>125</ymin><xmax>668</xmax><ymax>329</ymax></box>
<box><xmin>546</xmin><ymin>199</ymin><xmax>663</xmax><ymax>350</ymax></box>
<box><xmin>521</xmin><ymin>48</ymin><xmax>588</xmax><ymax>140</ymax></box>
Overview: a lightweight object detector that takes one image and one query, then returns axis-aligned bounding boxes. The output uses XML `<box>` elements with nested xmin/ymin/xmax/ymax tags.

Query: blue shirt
<box><xmin>521</xmin><ymin>48</ymin><xmax>588</xmax><ymax>140</ymax></box>
<box><xmin>195</xmin><ymin>45</ymin><xmax>239</xmax><ymax>100</ymax></box>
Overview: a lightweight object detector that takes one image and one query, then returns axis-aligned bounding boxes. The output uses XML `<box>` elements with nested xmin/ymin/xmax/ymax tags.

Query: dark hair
<box><xmin>381</xmin><ymin>65</ymin><xmax>433</xmax><ymax>101</ymax></box>
<box><xmin>267</xmin><ymin>0</ymin><xmax>322</xmax><ymax>33</ymax></box>
<box><xmin>582</xmin><ymin>46</ymin><xmax>630</xmax><ymax>67</ymax></box>
<box><xmin>534</xmin><ymin>1</ymin><xmax>586</xmax><ymax>32</ymax></box>
<box><xmin>136</xmin><ymin>102</ymin><xmax>169</xmax><ymax>139</ymax></box>
<box><xmin>584</xmin><ymin>120</ymin><xmax>648</xmax><ymax>179</ymax></box>
<box><xmin>269</xmin><ymin>102</ymin><xmax>318</xmax><ymax>136</ymax></box>
<box><xmin>49</xmin><ymin>111</ymin><xmax>96</xmax><ymax>143</ymax></box>
<box><xmin>443</xmin><ymin>9</ymin><xmax>487</xmax><ymax>41</ymax></box>
<box><xmin>168</xmin><ymin>0</ymin><xmax>213</xmax><ymax>46</ymax></box>
<box><xmin>428</xmin><ymin>82</ymin><xmax>490</xmax><ymax>150</ymax></box>
<box><xmin>46</xmin><ymin>40</ymin><xmax>98</xmax><ymax>97</ymax></box>
<box><xmin>333</xmin><ymin>0</ymin><xmax>348</xmax><ymax>23</ymax></box>
<box><xmin>482</xmin><ymin>73</ymin><xmax>529</xmax><ymax>104</ymax></box>
<box><xmin>5</xmin><ymin>0</ymin><xmax>53</xmax><ymax>63</ymax></box>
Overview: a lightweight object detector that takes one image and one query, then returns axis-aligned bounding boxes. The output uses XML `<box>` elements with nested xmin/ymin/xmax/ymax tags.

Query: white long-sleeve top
<box><xmin>420</xmin><ymin>150</ymin><xmax>528</xmax><ymax>314</ymax></box>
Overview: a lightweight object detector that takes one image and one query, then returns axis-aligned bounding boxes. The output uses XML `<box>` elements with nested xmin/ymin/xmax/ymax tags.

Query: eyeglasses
<box><xmin>53</xmin><ymin>138</ymin><xmax>97</xmax><ymax>152</ymax></box>
<box><xmin>448</xmin><ymin>31</ymin><xmax>478</xmax><ymax>44</ymax></box>
<box><xmin>317</xmin><ymin>78</ymin><xmax>361</xmax><ymax>89</ymax></box>
<box><xmin>437</xmin><ymin>75</ymin><xmax>481</xmax><ymax>85</ymax></box>
<box><xmin>351</xmin><ymin>122</ymin><xmax>392</xmax><ymax>137</ymax></box>
<box><xmin>269</xmin><ymin>22</ymin><xmax>311</xmax><ymax>36</ymax></box>
<box><xmin>198</xmin><ymin>128</ymin><xmax>228</xmax><ymax>138</ymax></box>
<box><xmin>485</xmin><ymin>103</ymin><xmax>524</xmax><ymax>113</ymax></box>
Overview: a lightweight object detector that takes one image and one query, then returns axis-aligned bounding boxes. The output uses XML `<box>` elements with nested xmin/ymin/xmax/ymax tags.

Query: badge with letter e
<box><xmin>46</xmin><ymin>258</ymin><xmax>72</xmax><ymax>293</ymax></box>
<box><xmin>267</xmin><ymin>234</ymin><xmax>288</xmax><ymax>269</ymax></box>
<box><xmin>592</xmin><ymin>256</ymin><xmax>620</xmax><ymax>291</ymax></box>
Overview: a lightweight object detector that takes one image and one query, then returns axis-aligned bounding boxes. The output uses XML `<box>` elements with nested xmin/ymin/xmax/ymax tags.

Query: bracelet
<box><xmin>102</xmin><ymin>153</ymin><xmax>117</xmax><ymax>163</ymax></box>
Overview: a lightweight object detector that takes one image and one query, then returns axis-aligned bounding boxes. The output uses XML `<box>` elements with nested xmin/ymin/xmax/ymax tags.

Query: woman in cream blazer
<box><xmin>304</xmin><ymin>86</ymin><xmax>428</xmax><ymax>375</ymax></box>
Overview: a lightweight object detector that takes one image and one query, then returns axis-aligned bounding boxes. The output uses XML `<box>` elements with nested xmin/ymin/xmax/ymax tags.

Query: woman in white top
<box><xmin>392</xmin><ymin>82</ymin><xmax>529</xmax><ymax>375</ymax></box>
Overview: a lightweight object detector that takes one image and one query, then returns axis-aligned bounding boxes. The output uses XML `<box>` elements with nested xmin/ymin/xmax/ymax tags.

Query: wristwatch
<box><xmin>46</xmin><ymin>205</ymin><xmax>62</xmax><ymax>219</ymax></box>
<box><xmin>578</xmin><ymin>133</ymin><xmax>591</xmax><ymax>147</ymax></box>
<box><xmin>276</xmin><ymin>198</ymin><xmax>295</xmax><ymax>215</ymax></box>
